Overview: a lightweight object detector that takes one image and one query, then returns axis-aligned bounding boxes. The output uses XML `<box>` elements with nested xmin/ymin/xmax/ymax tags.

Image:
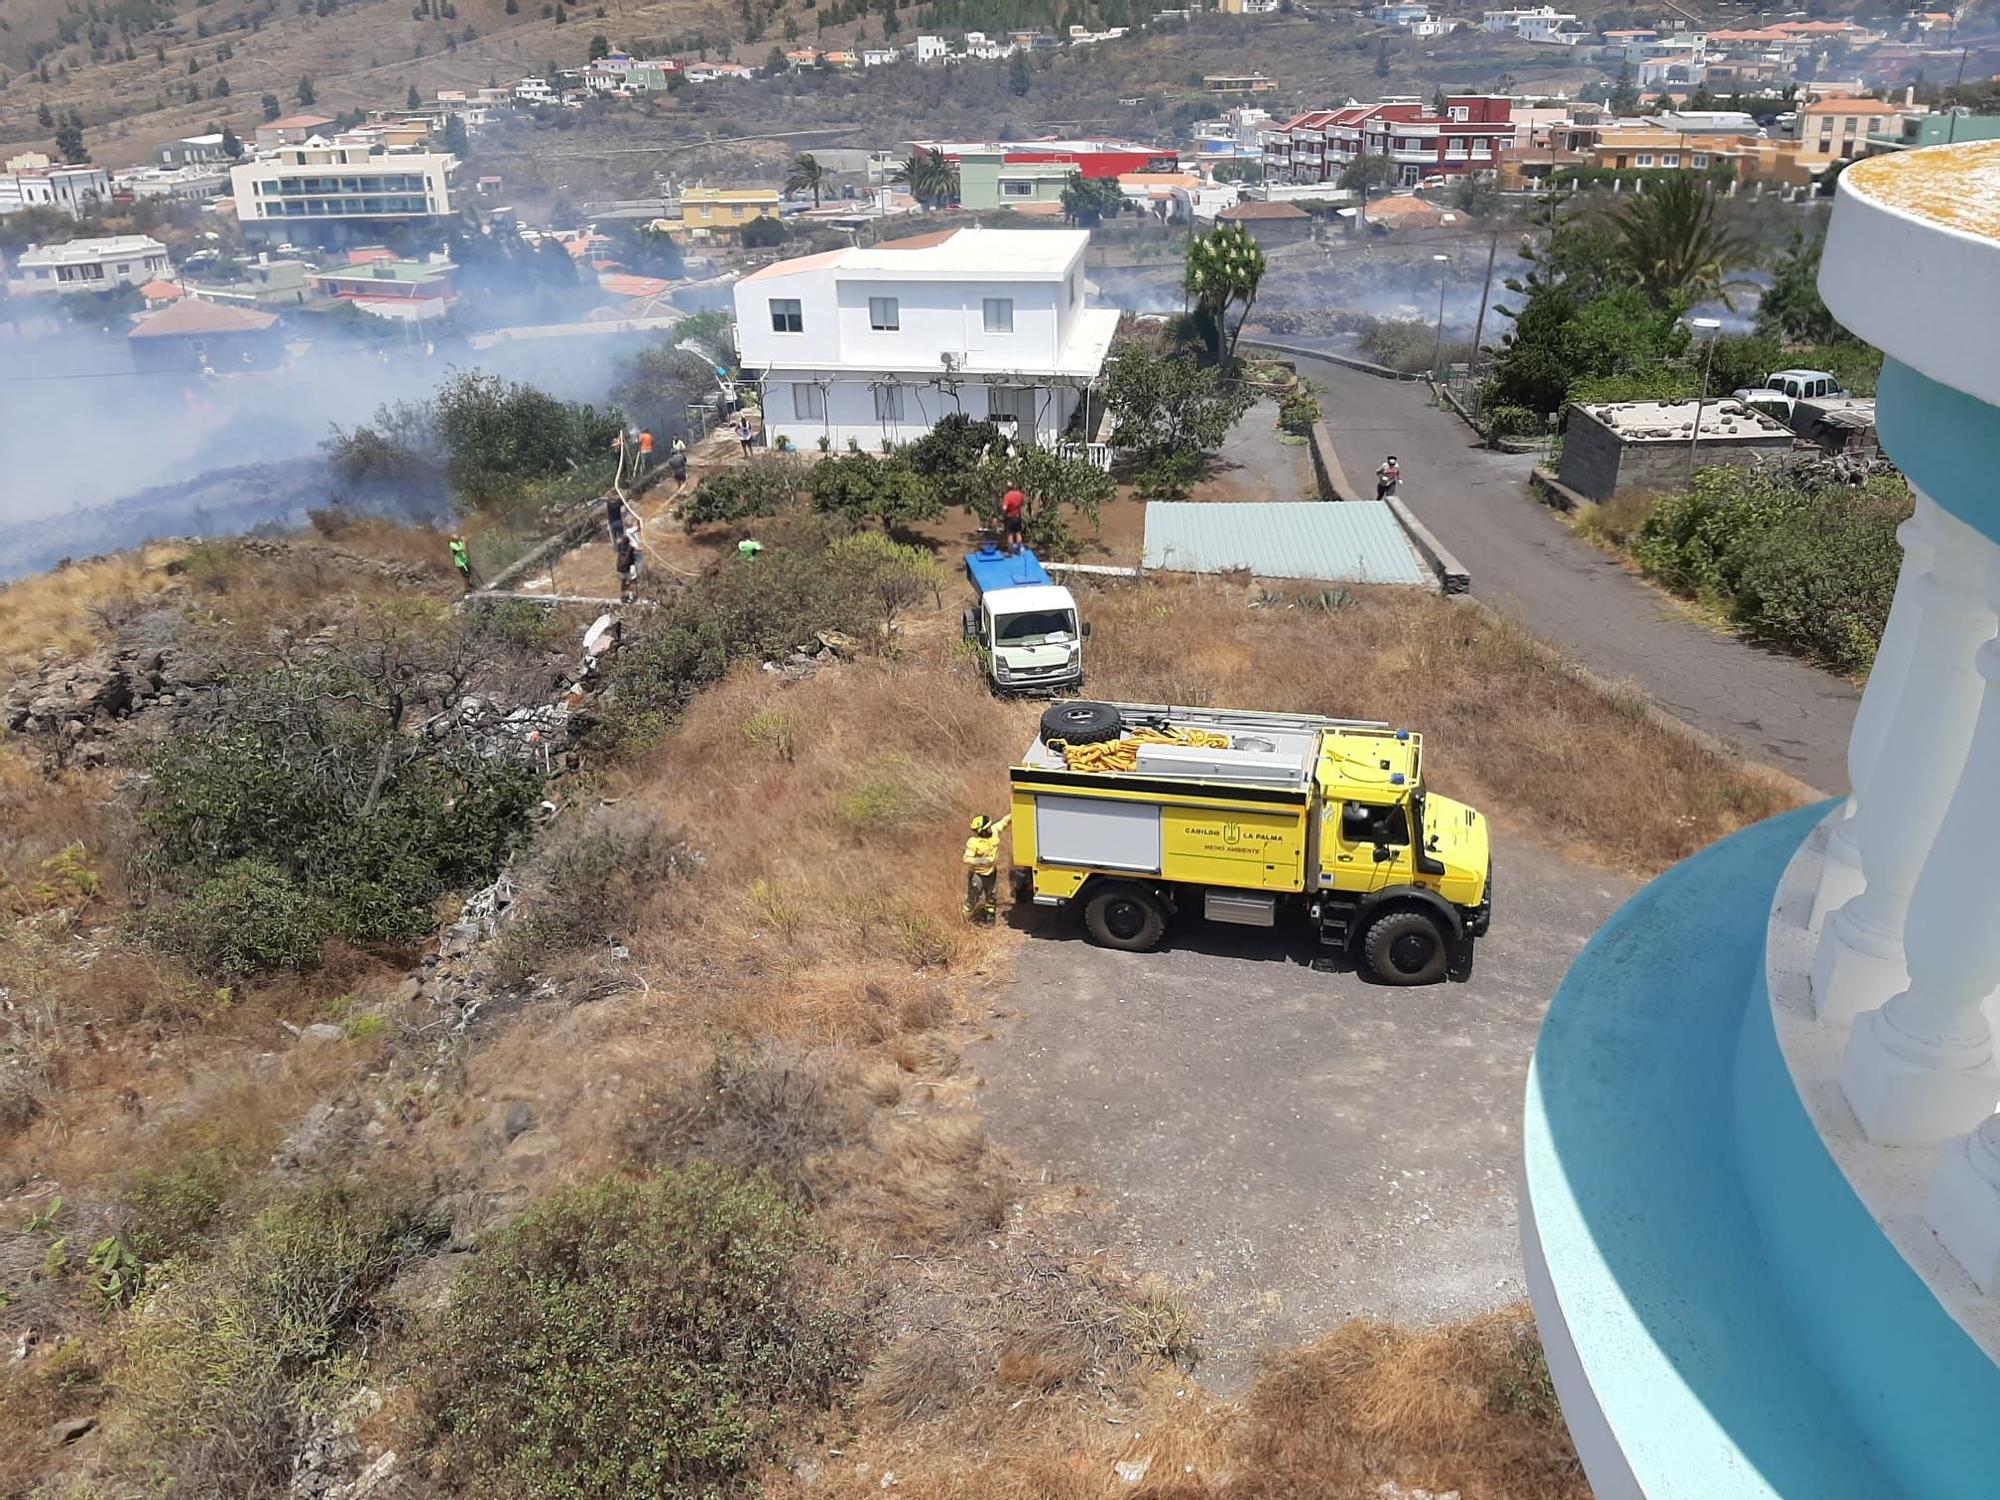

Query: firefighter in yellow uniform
<box><xmin>963</xmin><ymin>813</ymin><xmax>1012</xmax><ymax>924</ymax></box>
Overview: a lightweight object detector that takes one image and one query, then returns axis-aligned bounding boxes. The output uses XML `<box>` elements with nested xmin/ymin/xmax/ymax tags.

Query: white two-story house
<box><xmin>732</xmin><ymin>227</ymin><xmax>1121</xmax><ymax>453</ymax></box>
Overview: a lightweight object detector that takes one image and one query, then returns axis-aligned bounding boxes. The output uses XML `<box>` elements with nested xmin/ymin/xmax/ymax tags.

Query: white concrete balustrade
<box><xmin>1810</xmin><ymin>498</ymin><xmax>1994</xmax><ymax>1027</ymax></box>
<box><xmin>1840</xmin><ymin>556</ymin><xmax>2000</xmax><ymax>1143</ymax></box>
<box><xmin>1809</xmin><ymin>504</ymin><xmax>1936</xmax><ymax>930</ymax></box>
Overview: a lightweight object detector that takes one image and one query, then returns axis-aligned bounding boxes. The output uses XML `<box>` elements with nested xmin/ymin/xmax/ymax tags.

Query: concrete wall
<box><xmin>1559</xmin><ymin>406</ymin><xmax>1795</xmax><ymax>502</ymax></box>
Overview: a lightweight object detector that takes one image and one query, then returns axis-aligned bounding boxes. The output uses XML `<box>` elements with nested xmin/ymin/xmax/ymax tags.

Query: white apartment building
<box><xmin>911</xmin><ymin>34</ymin><xmax>950</xmax><ymax>62</ymax></box>
<box><xmin>734</xmin><ymin>227</ymin><xmax>1120</xmax><ymax>452</ymax></box>
<box><xmin>230</xmin><ymin>143</ymin><xmax>455</xmax><ymax>244</ymax></box>
<box><xmin>0</xmin><ymin>154</ymin><xmax>111</xmax><ymax>219</ymax></box>
<box><xmin>861</xmin><ymin>48</ymin><xmax>900</xmax><ymax>67</ymax></box>
<box><xmin>513</xmin><ymin>77</ymin><xmax>559</xmax><ymax>105</ymax></box>
<box><xmin>1481</xmin><ymin>5</ymin><xmax>1578</xmax><ymax>37</ymax></box>
<box><xmin>1515</xmin><ymin>10</ymin><xmax>1584</xmax><ymax>43</ymax></box>
<box><xmin>9</xmin><ymin>234</ymin><xmax>169</xmax><ymax>294</ymax></box>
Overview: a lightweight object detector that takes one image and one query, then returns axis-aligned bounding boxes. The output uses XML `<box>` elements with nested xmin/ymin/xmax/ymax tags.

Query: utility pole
<box><xmin>1467</xmin><ymin>228</ymin><xmax>1500</xmax><ymax>407</ymax></box>
<box><xmin>1685</xmin><ymin>316</ymin><xmax>1722</xmax><ymax>490</ymax></box>
<box><xmin>1430</xmin><ymin>252</ymin><xmax>1450</xmax><ymax>383</ymax></box>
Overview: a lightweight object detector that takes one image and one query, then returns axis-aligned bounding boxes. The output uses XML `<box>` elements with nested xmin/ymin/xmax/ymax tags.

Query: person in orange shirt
<box><xmin>1002</xmin><ymin>487</ymin><xmax>1026</xmax><ymax>553</ymax></box>
<box><xmin>637</xmin><ymin>428</ymin><xmax>654</xmax><ymax>477</ymax></box>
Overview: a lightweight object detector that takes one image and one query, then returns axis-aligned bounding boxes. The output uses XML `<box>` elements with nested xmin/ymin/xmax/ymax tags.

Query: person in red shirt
<box><xmin>1002</xmin><ymin>487</ymin><xmax>1026</xmax><ymax>553</ymax></box>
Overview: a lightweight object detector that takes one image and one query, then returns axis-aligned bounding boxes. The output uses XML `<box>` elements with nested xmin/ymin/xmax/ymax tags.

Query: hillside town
<box><xmin>6</xmin><ymin>1</ymin><xmax>2000</xmax><ymax>1497</ymax></box>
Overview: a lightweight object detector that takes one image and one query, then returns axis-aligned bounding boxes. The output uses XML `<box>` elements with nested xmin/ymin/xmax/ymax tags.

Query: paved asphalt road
<box><xmin>971</xmin><ymin>836</ymin><xmax>1633</xmax><ymax>1391</ymax></box>
<box><xmin>1286</xmin><ymin>353</ymin><xmax>1861</xmax><ymax>794</ymax></box>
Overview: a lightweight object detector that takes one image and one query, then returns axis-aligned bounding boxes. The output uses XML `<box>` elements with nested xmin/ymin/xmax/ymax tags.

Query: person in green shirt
<box><xmin>450</xmin><ymin>536</ymin><xmax>474</xmax><ymax>591</ymax></box>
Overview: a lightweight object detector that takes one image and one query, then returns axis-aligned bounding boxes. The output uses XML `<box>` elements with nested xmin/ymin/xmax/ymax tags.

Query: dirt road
<box><xmin>1281</xmin><ymin>353</ymin><xmax>1861</xmax><ymax>793</ymax></box>
<box><xmin>971</xmin><ymin>835</ymin><xmax>1633</xmax><ymax>1391</ymax></box>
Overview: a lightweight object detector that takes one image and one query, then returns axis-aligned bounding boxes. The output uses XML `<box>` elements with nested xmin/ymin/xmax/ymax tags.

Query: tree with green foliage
<box><xmin>36</xmin><ymin>100</ymin><xmax>53</xmax><ymax>128</ymax></box>
<box><xmin>297</xmin><ymin>75</ymin><xmax>315</xmax><ymax>105</ymax></box>
<box><xmin>1184</xmin><ymin>220</ymin><xmax>1266</xmax><ymax>363</ymax></box>
<box><xmin>142</xmin><ymin>617</ymin><xmax>543</xmax><ymax>974</ymax></box>
<box><xmin>1009</xmin><ymin>51</ymin><xmax>1031</xmax><ymax>95</ymax></box>
<box><xmin>739</xmin><ymin>214</ymin><xmax>787</xmax><ymax>249</ymax></box>
<box><xmin>219</xmin><ymin>123</ymin><xmax>242</xmax><ymax>158</ymax></box>
<box><xmin>1609</xmin><ymin>61</ymin><xmax>1639</xmax><ymax>115</ymax></box>
<box><xmin>1610</xmin><ymin>174</ymin><xmax>1749</xmax><ymax>308</ymax></box>
<box><xmin>1060</xmin><ymin>171</ymin><xmax>1126</xmax><ymax>227</ymax></box>
<box><xmin>892</xmin><ymin>147</ymin><xmax>958</xmax><ymax>209</ymax></box>
<box><xmin>212</xmin><ymin>74</ymin><xmax>230</xmax><ymax>96</ymax></box>
<box><xmin>1105</xmin><ymin>342</ymin><xmax>1254</xmax><ymax>492</ymax></box>
<box><xmin>54</xmin><ymin>118</ymin><xmax>87</xmax><ymax>163</ymax></box>
<box><xmin>588</xmin><ymin>31</ymin><xmax>609</xmax><ymax>57</ymax></box>
<box><xmin>808</xmin><ymin>453</ymin><xmax>942</xmax><ymax>531</ymax></box>
<box><xmin>785</xmin><ymin>151</ymin><xmax>827</xmax><ymax>206</ymax></box>
<box><xmin>1375</xmin><ymin>36</ymin><xmax>1391</xmax><ymax>77</ymax></box>
<box><xmin>1755</xmin><ymin>232</ymin><xmax>1842</xmax><ymax>345</ymax></box>
<box><xmin>261</xmin><ymin>91</ymin><xmax>282</xmax><ymax>120</ymax></box>
<box><xmin>964</xmin><ymin>445</ymin><xmax>1113</xmax><ymax>556</ymax></box>
<box><xmin>824</xmin><ymin>531</ymin><xmax>945</xmax><ymax>634</ymax></box>
<box><xmin>1338</xmin><ymin>149</ymin><xmax>1400</xmax><ymax>224</ymax></box>
<box><xmin>443</xmin><ymin>112</ymin><xmax>469</xmax><ymax>157</ymax></box>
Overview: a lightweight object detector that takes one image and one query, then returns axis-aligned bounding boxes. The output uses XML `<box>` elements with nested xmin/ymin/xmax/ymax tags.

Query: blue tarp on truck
<box><xmin>965</xmin><ymin>543</ymin><xmax>1053</xmax><ymax>598</ymax></box>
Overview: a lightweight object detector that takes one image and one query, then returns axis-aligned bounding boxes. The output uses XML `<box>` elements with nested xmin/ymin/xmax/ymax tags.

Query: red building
<box><xmin>910</xmin><ymin>138</ymin><xmax>1179</xmax><ymax>178</ymax></box>
<box><xmin>1264</xmin><ymin>96</ymin><xmax>1514</xmax><ymax>188</ymax></box>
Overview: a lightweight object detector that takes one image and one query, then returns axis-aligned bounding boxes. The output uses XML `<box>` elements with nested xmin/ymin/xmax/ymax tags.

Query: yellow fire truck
<box><xmin>1008</xmin><ymin>700</ymin><xmax>1492</xmax><ymax>985</ymax></box>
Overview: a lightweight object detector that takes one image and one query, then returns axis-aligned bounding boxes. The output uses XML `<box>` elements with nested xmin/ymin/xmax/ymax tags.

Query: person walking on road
<box><xmin>449</xmin><ymin>535</ymin><xmax>475</xmax><ymax>592</ymax></box>
<box><xmin>962</xmin><ymin>812</ymin><xmax>1012</xmax><ymax>924</ymax></box>
<box><xmin>737</xmin><ymin>413</ymin><xmax>754</xmax><ymax>457</ymax></box>
<box><xmin>1002</xmin><ymin>487</ymin><xmax>1026</xmax><ymax>554</ymax></box>
<box><xmin>1375</xmin><ymin>455</ymin><xmax>1401</xmax><ymax>501</ymax></box>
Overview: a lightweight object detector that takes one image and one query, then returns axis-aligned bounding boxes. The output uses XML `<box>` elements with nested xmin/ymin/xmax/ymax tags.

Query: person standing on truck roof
<box><xmin>1002</xmin><ymin>488</ymin><xmax>1026</xmax><ymax>554</ymax></box>
<box><xmin>963</xmin><ymin>813</ymin><xmax>1013</xmax><ymax>924</ymax></box>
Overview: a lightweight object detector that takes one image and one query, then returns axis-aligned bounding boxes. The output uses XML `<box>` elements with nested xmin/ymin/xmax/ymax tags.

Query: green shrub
<box><xmin>681</xmin><ymin>453</ymin><xmax>807</xmax><ymax>525</ymax></box>
<box><xmin>122</xmin><ymin>1151</ymin><xmax>238</xmax><ymax>1268</ymax></box>
<box><xmin>1277</xmin><ymin>391</ymin><xmax>1320</xmax><ymax>437</ymax></box>
<box><xmin>807</xmin><ymin>453</ymin><xmax>942</xmax><ymax>530</ymax></box>
<box><xmin>108</xmin><ymin>1188</ymin><xmax>438</xmax><ymax>1494</ymax></box>
<box><xmin>141</xmin><ymin>658</ymin><xmax>542</xmax><ymax>973</ymax></box>
<box><xmin>1633</xmin><ymin>465</ymin><xmax>1908</xmax><ymax>674</ymax></box>
<box><xmin>497</xmin><ymin>811</ymin><xmax>700</xmax><ymax>974</ymax></box>
<box><xmin>148</xmin><ymin>858</ymin><xmax>335</xmax><ymax>977</ymax></box>
<box><xmin>423</xmin><ymin>1166</ymin><xmax>862</xmax><ymax>1500</ymax></box>
<box><xmin>1483</xmin><ymin>404</ymin><xmax>1545</xmax><ymax>439</ymax></box>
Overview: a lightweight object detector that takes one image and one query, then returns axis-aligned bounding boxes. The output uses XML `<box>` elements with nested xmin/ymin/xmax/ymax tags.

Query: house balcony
<box><xmin>1525</xmin><ymin>139</ymin><xmax>2000</xmax><ymax>1499</ymax></box>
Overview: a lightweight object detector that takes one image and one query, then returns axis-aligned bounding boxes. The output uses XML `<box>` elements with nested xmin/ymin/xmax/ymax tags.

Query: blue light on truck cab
<box><xmin>965</xmin><ymin>542</ymin><xmax>1054</xmax><ymax>596</ymax></box>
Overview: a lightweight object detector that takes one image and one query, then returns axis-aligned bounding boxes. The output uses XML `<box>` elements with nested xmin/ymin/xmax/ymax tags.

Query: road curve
<box><xmin>1288</xmin><ymin>353</ymin><xmax>1860</xmax><ymax>794</ymax></box>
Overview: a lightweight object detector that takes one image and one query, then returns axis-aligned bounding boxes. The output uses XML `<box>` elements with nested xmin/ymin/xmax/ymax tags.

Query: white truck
<box><xmin>962</xmin><ymin>542</ymin><xmax>1088</xmax><ymax>696</ymax></box>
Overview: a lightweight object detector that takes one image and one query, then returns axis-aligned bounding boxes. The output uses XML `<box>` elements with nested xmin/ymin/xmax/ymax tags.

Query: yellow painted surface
<box><xmin>1160</xmin><ymin>803</ymin><xmax>1307</xmax><ymax>892</ymax></box>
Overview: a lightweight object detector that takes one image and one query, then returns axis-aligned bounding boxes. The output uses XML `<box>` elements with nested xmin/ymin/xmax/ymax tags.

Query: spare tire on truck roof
<box><xmin>1040</xmin><ymin>701</ymin><xmax>1123</xmax><ymax>746</ymax></box>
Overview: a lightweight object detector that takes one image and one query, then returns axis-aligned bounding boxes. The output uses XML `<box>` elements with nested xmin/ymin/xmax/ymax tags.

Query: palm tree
<box><xmin>892</xmin><ymin>148</ymin><xmax>958</xmax><ymax>210</ymax></box>
<box><xmin>1610</xmin><ymin>174</ymin><xmax>1749</xmax><ymax>308</ymax></box>
<box><xmin>786</xmin><ymin>152</ymin><xmax>826</xmax><ymax>207</ymax></box>
<box><xmin>1184</xmin><ymin>221</ymin><xmax>1267</xmax><ymax>364</ymax></box>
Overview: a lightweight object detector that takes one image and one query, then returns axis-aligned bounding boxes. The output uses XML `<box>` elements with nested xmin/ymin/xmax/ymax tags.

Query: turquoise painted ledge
<box><xmin>1877</xmin><ymin>358</ymin><xmax>2000</xmax><ymax>544</ymax></box>
<box><xmin>1526</xmin><ymin>803</ymin><xmax>2000</xmax><ymax>1498</ymax></box>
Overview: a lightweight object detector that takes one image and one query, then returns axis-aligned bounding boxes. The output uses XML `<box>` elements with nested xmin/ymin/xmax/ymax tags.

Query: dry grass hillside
<box><xmin>0</xmin><ymin>506</ymin><xmax>1794</xmax><ymax>1497</ymax></box>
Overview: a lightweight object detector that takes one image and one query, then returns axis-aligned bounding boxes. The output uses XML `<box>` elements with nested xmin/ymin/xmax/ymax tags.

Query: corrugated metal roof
<box><xmin>1143</xmin><ymin>501</ymin><xmax>1431</xmax><ymax>587</ymax></box>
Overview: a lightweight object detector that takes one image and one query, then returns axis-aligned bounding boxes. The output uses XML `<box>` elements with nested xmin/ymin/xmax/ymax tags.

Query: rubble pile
<box><xmin>4</xmin><ymin>644</ymin><xmax>203</xmax><ymax>765</ymax></box>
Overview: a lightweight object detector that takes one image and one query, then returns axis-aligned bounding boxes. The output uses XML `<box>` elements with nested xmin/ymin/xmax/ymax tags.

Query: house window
<box><xmin>1692</xmin><ymin>153</ymin><xmax>1709</xmax><ymax>168</ymax></box>
<box><xmin>873</xmin><ymin>384</ymin><xmax>905</xmax><ymax>421</ymax></box>
<box><xmin>793</xmin><ymin>382</ymin><xmax>825</xmax><ymax>419</ymax></box>
<box><xmin>770</xmin><ymin>297</ymin><xmax>803</xmax><ymax>333</ymax></box>
<box><xmin>1662</xmin><ymin>154</ymin><xmax>1680</xmax><ymax>167</ymax></box>
<box><xmin>1635</xmin><ymin>153</ymin><xmax>1654</xmax><ymax>167</ymax></box>
<box><xmin>869</xmin><ymin>295</ymin><xmax>899</xmax><ymax>330</ymax></box>
<box><xmin>983</xmin><ymin>297</ymin><xmax>1014</xmax><ymax>333</ymax></box>
<box><xmin>1449</xmin><ymin>106</ymin><xmax>1469</xmax><ymax>122</ymax></box>
<box><xmin>1001</xmin><ymin>180</ymin><xmax>1035</xmax><ymax>197</ymax></box>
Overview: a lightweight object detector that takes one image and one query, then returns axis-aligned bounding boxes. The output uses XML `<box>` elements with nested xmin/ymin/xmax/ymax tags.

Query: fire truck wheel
<box><xmin>1083</xmin><ymin>883</ymin><xmax>1167</xmax><ymax>952</ymax></box>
